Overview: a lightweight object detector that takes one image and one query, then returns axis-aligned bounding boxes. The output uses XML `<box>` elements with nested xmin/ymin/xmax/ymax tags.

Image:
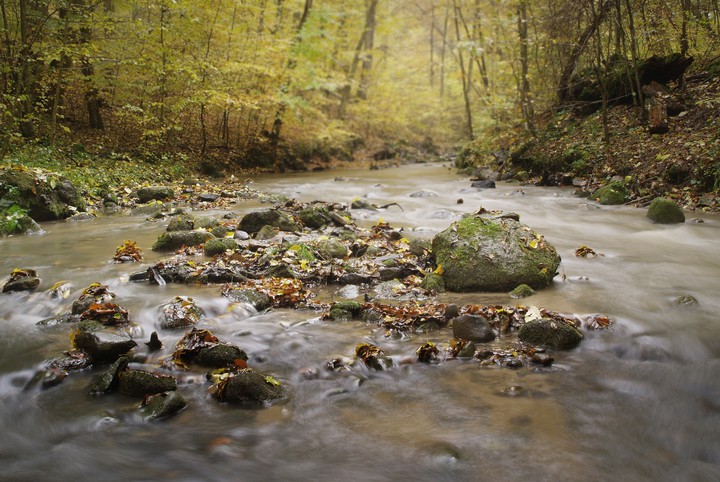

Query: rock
<box><xmin>255</xmin><ymin>225</ymin><xmax>279</xmax><ymax>240</ymax></box>
<box><xmin>11</xmin><ymin>214</ymin><xmax>43</xmax><ymax>235</ymax></box>
<box><xmin>166</xmin><ymin>214</ymin><xmax>196</xmax><ymax>231</ymax></box>
<box><xmin>647</xmin><ymin>197</ymin><xmax>685</xmax><ymax>224</ymax></box>
<box><xmin>517</xmin><ymin>319</ymin><xmax>583</xmax><ymax>350</ymax></box>
<box><xmin>265</xmin><ymin>263</ymin><xmax>296</xmax><ymax>279</ymax></box>
<box><xmin>130</xmin><ymin>203</ymin><xmax>167</xmax><ymax>216</ymax></box>
<box><xmin>137</xmin><ymin>186</ymin><xmax>174</xmax><ymax>203</ymax></box>
<box><xmin>408</xmin><ymin>238</ymin><xmax>431</xmax><ymax>257</ymax></box>
<box><xmin>338</xmin><ymin>272</ymin><xmax>373</xmax><ymax>285</ymax></box>
<box><xmin>90</xmin><ymin>357</ymin><xmax>129</xmax><ymax>395</ymax></box>
<box><xmin>198</xmin><ymin>193</ymin><xmax>220</xmax><ymax>202</ymax></box>
<box><xmin>350</xmin><ymin>199</ymin><xmax>376</xmax><ymax>210</ymax></box>
<box><xmin>195</xmin><ymin>344</ymin><xmax>248</xmax><ymax>368</ymax></box>
<box><xmin>141</xmin><ymin>391</ymin><xmax>187</xmax><ymax>420</ymax></box>
<box><xmin>2</xmin><ymin>268</ymin><xmax>40</xmax><ymax>293</ymax></box>
<box><xmin>674</xmin><ymin>294</ymin><xmax>698</xmax><ymax>306</ymax></box>
<box><xmin>456</xmin><ymin>341</ymin><xmax>476</xmax><ymax>358</ymax></box>
<box><xmin>509</xmin><ymin>284</ymin><xmax>536</xmax><ymax>298</ymax></box>
<box><xmin>471</xmin><ymin>180</ymin><xmax>496</xmax><ymax>189</ymax></box>
<box><xmin>211</xmin><ymin>225</ymin><xmax>230</xmax><ymax>238</ymax></box>
<box><xmin>196</xmin><ymin>217</ymin><xmax>220</xmax><ymax>230</ymax></box>
<box><xmin>432</xmin><ymin>214</ymin><xmax>561</xmax><ymax>292</ymax></box>
<box><xmin>36</xmin><ymin>312</ymin><xmax>79</xmax><ymax>326</ymax></box>
<box><xmin>317</xmin><ymin>239</ymin><xmax>348</xmax><ymax>259</ymax></box>
<box><xmin>204</xmin><ymin>237</ymin><xmax>238</xmax><ymax>256</ymax></box>
<box><xmin>298</xmin><ymin>206</ymin><xmax>333</xmax><ymax>229</ymax></box>
<box><xmin>409</xmin><ymin>190</ymin><xmax>438</xmax><ymax>198</ymax></box>
<box><xmin>452</xmin><ymin>314</ymin><xmax>496</xmax><ymax>342</ymax></box>
<box><xmin>234</xmin><ymin>230</ymin><xmax>250</xmax><ymax>240</ymax></box>
<box><xmin>161</xmin><ymin>296</ymin><xmax>204</xmax><ymax>329</ymax></box>
<box><xmin>66</xmin><ymin>212</ymin><xmax>96</xmax><ymax>222</ymax></box>
<box><xmin>329</xmin><ymin>300</ymin><xmax>362</xmax><ymax>321</ymax></box>
<box><xmin>239</xmin><ymin>209</ymin><xmax>300</xmax><ymax>234</ymax></box>
<box><xmin>146</xmin><ymin>332</ymin><xmax>163</xmax><ymax>351</ymax></box>
<box><xmin>514</xmin><ymin>171</ymin><xmax>530</xmax><ymax>182</ymax></box>
<box><xmin>0</xmin><ymin>167</ymin><xmax>86</xmax><ymax>221</ymax></box>
<box><xmin>211</xmin><ymin>369</ymin><xmax>285</xmax><ymax>404</ymax></box>
<box><xmin>591</xmin><ymin>182</ymin><xmax>628</xmax><ymax>205</ymax></box>
<box><xmin>420</xmin><ymin>272</ymin><xmax>445</xmax><ymax>292</ymax></box>
<box><xmin>152</xmin><ymin>230</ymin><xmax>215</xmax><ymax>251</ymax></box>
<box><xmin>118</xmin><ymin>368</ymin><xmax>178</xmax><ymax>396</ymax></box>
<box><xmin>73</xmin><ymin>331</ymin><xmax>138</xmax><ymax>363</ymax></box>
<box><xmin>223</xmin><ymin>288</ymin><xmax>272</xmax><ymax>312</ymax></box>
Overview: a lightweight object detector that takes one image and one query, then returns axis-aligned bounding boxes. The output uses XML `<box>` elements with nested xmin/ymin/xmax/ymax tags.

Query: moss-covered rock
<box><xmin>2</xmin><ymin>268</ymin><xmax>40</xmax><ymax>292</ymax></box>
<box><xmin>420</xmin><ymin>272</ymin><xmax>445</xmax><ymax>292</ymax></box>
<box><xmin>152</xmin><ymin>230</ymin><xmax>215</xmax><ymax>251</ymax></box>
<box><xmin>317</xmin><ymin>238</ymin><xmax>348</xmax><ymax>259</ymax></box>
<box><xmin>166</xmin><ymin>214</ymin><xmax>196</xmax><ymax>231</ymax></box>
<box><xmin>137</xmin><ymin>186</ymin><xmax>175</xmax><ymax>203</ymax></box>
<box><xmin>196</xmin><ymin>344</ymin><xmax>248</xmax><ymax>368</ymax></box>
<box><xmin>204</xmin><ymin>237</ymin><xmax>238</xmax><ymax>256</ymax></box>
<box><xmin>256</xmin><ymin>224</ymin><xmax>280</xmax><ymax>240</ymax></box>
<box><xmin>223</xmin><ymin>288</ymin><xmax>272</xmax><ymax>312</ymax></box>
<box><xmin>211</xmin><ymin>369</ymin><xmax>285</xmax><ymax>404</ymax></box>
<box><xmin>329</xmin><ymin>300</ymin><xmax>362</xmax><ymax>320</ymax></box>
<box><xmin>509</xmin><ymin>284</ymin><xmax>536</xmax><ymax>298</ymax></box>
<box><xmin>141</xmin><ymin>390</ymin><xmax>187</xmax><ymax>420</ymax></box>
<box><xmin>517</xmin><ymin>319</ymin><xmax>583</xmax><ymax>350</ymax></box>
<box><xmin>298</xmin><ymin>206</ymin><xmax>333</xmax><ymax>229</ymax></box>
<box><xmin>431</xmin><ymin>214</ymin><xmax>561</xmax><ymax>292</ymax></box>
<box><xmin>0</xmin><ymin>167</ymin><xmax>86</xmax><ymax>221</ymax></box>
<box><xmin>592</xmin><ymin>181</ymin><xmax>628</xmax><ymax>205</ymax></box>
<box><xmin>118</xmin><ymin>368</ymin><xmax>178</xmax><ymax>396</ymax></box>
<box><xmin>211</xmin><ymin>225</ymin><xmax>230</xmax><ymax>238</ymax></box>
<box><xmin>239</xmin><ymin>209</ymin><xmax>300</xmax><ymax>234</ymax></box>
<box><xmin>647</xmin><ymin>197</ymin><xmax>685</xmax><ymax>224</ymax></box>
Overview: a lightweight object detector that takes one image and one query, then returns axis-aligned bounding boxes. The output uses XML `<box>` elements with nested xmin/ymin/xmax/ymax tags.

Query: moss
<box><xmin>592</xmin><ymin>182</ymin><xmax>628</xmax><ymax>205</ymax></box>
<box><xmin>517</xmin><ymin>319</ymin><xmax>583</xmax><ymax>350</ymax></box>
<box><xmin>456</xmin><ymin>216</ymin><xmax>502</xmax><ymax>238</ymax></box>
<box><xmin>421</xmin><ymin>272</ymin><xmax>445</xmax><ymax>292</ymax></box>
<box><xmin>509</xmin><ymin>284</ymin><xmax>535</xmax><ymax>298</ymax></box>
<box><xmin>166</xmin><ymin>214</ymin><xmax>196</xmax><ymax>231</ymax></box>
<box><xmin>152</xmin><ymin>230</ymin><xmax>215</xmax><ymax>251</ymax></box>
<box><xmin>647</xmin><ymin>197</ymin><xmax>685</xmax><ymax>224</ymax></box>
<box><xmin>204</xmin><ymin>237</ymin><xmax>238</xmax><ymax>256</ymax></box>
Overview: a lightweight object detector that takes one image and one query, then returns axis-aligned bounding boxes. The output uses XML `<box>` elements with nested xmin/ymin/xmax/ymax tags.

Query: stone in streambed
<box><xmin>223</xmin><ymin>288</ymin><xmax>272</xmax><ymax>312</ymax></box>
<box><xmin>0</xmin><ymin>167</ymin><xmax>86</xmax><ymax>221</ymax></box>
<box><xmin>517</xmin><ymin>319</ymin><xmax>583</xmax><ymax>350</ymax></box>
<box><xmin>239</xmin><ymin>209</ymin><xmax>300</xmax><ymax>234</ymax></box>
<box><xmin>73</xmin><ymin>330</ymin><xmax>137</xmax><ymax>363</ymax></box>
<box><xmin>195</xmin><ymin>344</ymin><xmax>248</xmax><ymax>368</ymax></box>
<box><xmin>211</xmin><ymin>369</ymin><xmax>285</xmax><ymax>405</ymax></box>
<box><xmin>141</xmin><ymin>391</ymin><xmax>187</xmax><ymax>420</ymax></box>
<box><xmin>152</xmin><ymin>230</ymin><xmax>215</xmax><ymax>251</ymax></box>
<box><xmin>90</xmin><ymin>356</ymin><xmax>129</xmax><ymax>395</ymax></box>
<box><xmin>591</xmin><ymin>182</ymin><xmax>628</xmax><ymax>205</ymax></box>
<box><xmin>160</xmin><ymin>296</ymin><xmax>204</xmax><ymax>329</ymax></box>
<box><xmin>137</xmin><ymin>186</ymin><xmax>175</xmax><ymax>203</ymax></box>
<box><xmin>118</xmin><ymin>368</ymin><xmax>178</xmax><ymax>396</ymax></box>
<box><xmin>432</xmin><ymin>213</ymin><xmax>561</xmax><ymax>292</ymax></box>
<box><xmin>452</xmin><ymin>314</ymin><xmax>496</xmax><ymax>343</ymax></box>
<box><xmin>647</xmin><ymin>197</ymin><xmax>685</xmax><ymax>224</ymax></box>
<box><xmin>509</xmin><ymin>284</ymin><xmax>536</xmax><ymax>298</ymax></box>
<box><xmin>2</xmin><ymin>268</ymin><xmax>40</xmax><ymax>293</ymax></box>
<box><xmin>204</xmin><ymin>237</ymin><xmax>238</xmax><ymax>256</ymax></box>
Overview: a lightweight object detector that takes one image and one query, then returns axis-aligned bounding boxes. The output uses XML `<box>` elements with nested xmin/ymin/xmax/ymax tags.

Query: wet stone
<box><xmin>141</xmin><ymin>391</ymin><xmax>187</xmax><ymax>420</ymax></box>
<box><xmin>212</xmin><ymin>369</ymin><xmax>285</xmax><ymax>405</ymax></box>
<box><xmin>196</xmin><ymin>344</ymin><xmax>248</xmax><ymax>368</ymax></box>
<box><xmin>90</xmin><ymin>357</ymin><xmax>129</xmax><ymax>395</ymax></box>
<box><xmin>452</xmin><ymin>314</ymin><xmax>496</xmax><ymax>343</ymax></box>
<box><xmin>2</xmin><ymin>268</ymin><xmax>40</xmax><ymax>293</ymax></box>
<box><xmin>161</xmin><ymin>296</ymin><xmax>204</xmax><ymax>329</ymax></box>
<box><xmin>517</xmin><ymin>319</ymin><xmax>583</xmax><ymax>350</ymax></box>
<box><xmin>137</xmin><ymin>186</ymin><xmax>175</xmax><ymax>203</ymax></box>
<box><xmin>118</xmin><ymin>368</ymin><xmax>178</xmax><ymax>396</ymax></box>
<box><xmin>73</xmin><ymin>331</ymin><xmax>138</xmax><ymax>363</ymax></box>
<box><xmin>223</xmin><ymin>288</ymin><xmax>272</xmax><ymax>312</ymax></box>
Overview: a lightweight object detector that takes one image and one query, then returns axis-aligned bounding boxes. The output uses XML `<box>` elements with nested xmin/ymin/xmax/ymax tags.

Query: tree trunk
<box><xmin>517</xmin><ymin>0</ymin><xmax>533</xmax><ymax>131</ymax></box>
<box><xmin>358</xmin><ymin>0</ymin><xmax>378</xmax><ymax>100</ymax></box>
<box><xmin>557</xmin><ymin>0</ymin><xmax>614</xmax><ymax>103</ymax></box>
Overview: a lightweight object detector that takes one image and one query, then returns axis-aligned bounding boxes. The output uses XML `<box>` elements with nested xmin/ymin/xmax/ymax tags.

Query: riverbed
<box><xmin>1</xmin><ymin>163</ymin><xmax>719</xmax><ymax>481</ymax></box>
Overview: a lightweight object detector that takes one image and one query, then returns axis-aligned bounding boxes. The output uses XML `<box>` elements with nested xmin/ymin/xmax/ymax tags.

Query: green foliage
<box><xmin>0</xmin><ymin>203</ymin><xmax>29</xmax><ymax>235</ymax></box>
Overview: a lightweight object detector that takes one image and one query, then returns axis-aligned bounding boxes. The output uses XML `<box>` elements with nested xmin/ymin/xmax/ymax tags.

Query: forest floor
<box><xmin>501</xmin><ymin>76</ymin><xmax>720</xmax><ymax>212</ymax></box>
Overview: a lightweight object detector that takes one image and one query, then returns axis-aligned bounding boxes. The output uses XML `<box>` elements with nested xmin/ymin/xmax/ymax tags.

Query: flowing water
<box><xmin>1</xmin><ymin>163</ymin><xmax>719</xmax><ymax>481</ymax></box>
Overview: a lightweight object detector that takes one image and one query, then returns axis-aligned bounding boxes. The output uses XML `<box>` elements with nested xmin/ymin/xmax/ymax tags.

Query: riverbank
<box><xmin>493</xmin><ymin>77</ymin><xmax>720</xmax><ymax>212</ymax></box>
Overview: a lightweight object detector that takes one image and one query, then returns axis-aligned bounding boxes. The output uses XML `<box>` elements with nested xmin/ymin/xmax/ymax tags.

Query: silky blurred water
<box><xmin>1</xmin><ymin>163</ymin><xmax>719</xmax><ymax>481</ymax></box>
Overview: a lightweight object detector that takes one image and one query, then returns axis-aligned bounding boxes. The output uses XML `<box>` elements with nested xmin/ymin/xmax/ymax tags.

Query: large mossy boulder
<box><xmin>152</xmin><ymin>230</ymin><xmax>215</xmax><ymax>251</ymax></box>
<box><xmin>431</xmin><ymin>214</ymin><xmax>561</xmax><ymax>292</ymax></box>
<box><xmin>647</xmin><ymin>197</ymin><xmax>685</xmax><ymax>224</ymax></box>
<box><xmin>239</xmin><ymin>209</ymin><xmax>300</xmax><ymax>234</ymax></box>
<box><xmin>591</xmin><ymin>182</ymin><xmax>628</xmax><ymax>205</ymax></box>
<box><xmin>0</xmin><ymin>167</ymin><xmax>86</xmax><ymax>221</ymax></box>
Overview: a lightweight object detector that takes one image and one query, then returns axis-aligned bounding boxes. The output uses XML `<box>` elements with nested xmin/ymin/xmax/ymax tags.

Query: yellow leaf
<box><xmin>434</xmin><ymin>264</ymin><xmax>444</xmax><ymax>275</ymax></box>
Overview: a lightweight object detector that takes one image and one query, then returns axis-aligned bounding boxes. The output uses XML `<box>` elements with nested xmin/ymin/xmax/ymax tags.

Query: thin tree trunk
<box><xmin>517</xmin><ymin>0</ymin><xmax>533</xmax><ymax>131</ymax></box>
<box><xmin>358</xmin><ymin>0</ymin><xmax>378</xmax><ymax>100</ymax></box>
<box><xmin>557</xmin><ymin>0</ymin><xmax>613</xmax><ymax>103</ymax></box>
<box><xmin>452</xmin><ymin>0</ymin><xmax>473</xmax><ymax>139</ymax></box>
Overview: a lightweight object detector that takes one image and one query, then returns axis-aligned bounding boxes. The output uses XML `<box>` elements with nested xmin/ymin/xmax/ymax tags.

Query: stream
<box><xmin>1</xmin><ymin>163</ymin><xmax>719</xmax><ymax>481</ymax></box>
